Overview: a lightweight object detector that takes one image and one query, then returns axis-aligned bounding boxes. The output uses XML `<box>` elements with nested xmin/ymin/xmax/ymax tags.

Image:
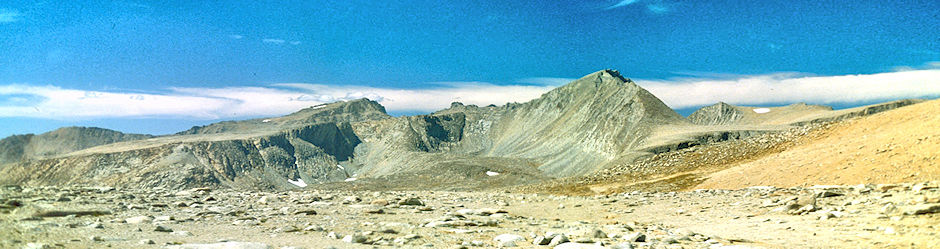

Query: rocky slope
<box><xmin>696</xmin><ymin>98</ymin><xmax>940</xmax><ymax>189</ymax></box>
<box><xmin>0</xmin><ymin>127</ymin><xmax>152</xmax><ymax>165</ymax></box>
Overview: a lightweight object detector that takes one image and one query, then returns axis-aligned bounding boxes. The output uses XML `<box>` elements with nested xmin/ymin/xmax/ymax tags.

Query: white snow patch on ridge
<box><xmin>287</xmin><ymin>178</ymin><xmax>307</xmax><ymax>187</ymax></box>
<box><xmin>486</xmin><ymin>171</ymin><xmax>500</xmax><ymax>176</ymax></box>
<box><xmin>752</xmin><ymin>108</ymin><xmax>771</xmax><ymax>114</ymax></box>
<box><xmin>345</xmin><ymin>178</ymin><xmax>358</xmax><ymax>182</ymax></box>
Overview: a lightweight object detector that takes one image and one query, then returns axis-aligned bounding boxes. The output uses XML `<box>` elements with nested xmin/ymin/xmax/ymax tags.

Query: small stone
<box><xmin>86</xmin><ymin>222</ymin><xmax>104</xmax><ymax>229</ymax></box>
<box><xmin>292</xmin><ymin>209</ymin><xmax>317</xmax><ymax>215</ymax></box>
<box><xmin>370</xmin><ymin>199</ymin><xmax>389</xmax><ymax>206</ymax></box>
<box><xmin>89</xmin><ymin>235</ymin><xmax>104</xmax><ymax>242</ymax></box>
<box><xmin>343</xmin><ymin>196</ymin><xmax>361</xmax><ymax>204</ymax></box>
<box><xmin>399</xmin><ymin>198</ymin><xmax>424</xmax><ymax>206</ymax></box>
<box><xmin>154</xmin><ymin>225</ymin><xmax>173</xmax><ymax>232</ymax></box>
<box><xmin>610</xmin><ymin>243</ymin><xmax>635</xmax><ymax>249</ymax></box>
<box><xmin>139</xmin><ymin>239</ymin><xmax>155</xmax><ymax>244</ymax></box>
<box><xmin>126</xmin><ymin>216</ymin><xmax>153</xmax><ymax>224</ymax></box>
<box><xmin>154</xmin><ymin>216</ymin><xmax>173</xmax><ymax>222</ymax></box>
<box><xmin>548</xmin><ymin>234</ymin><xmax>570</xmax><ymax>246</ymax></box>
<box><xmin>590</xmin><ymin>228</ymin><xmax>607</xmax><ymax>238</ymax></box>
<box><xmin>342</xmin><ymin>234</ymin><xmax>368</xmax><ymax>244</ymax></box>
<box><xmin>533</xmin><ymin>236</ymin><xmax>551</xmax><ymax>245</ymax></box>
<box><xmin>494</xmin><ymin>234</ymin><xmax>525</xmax><ymax>247</ymax></box>
<box><xmin>303</xmin><ymin>225</ymin><xmax>324</xmax><ymax>232</ymax></box>
<box><xmin>171</xmin><ymin>231</ymin><xmax>193</xmax><ymax>236</ymax></box>
<box><xmin>24</xmin><ymin>243</ymin><xmax>52</xmax><ymax>249</ymax></box>
<box><xmin>624</xmin><ymin>232</ymin><xmax>646</xmax><ymax>242</ymax></box>
<box><xmin>327</xmin><ymin>232</ymin><xmax>341</xmax><ymax>239</ymax></box>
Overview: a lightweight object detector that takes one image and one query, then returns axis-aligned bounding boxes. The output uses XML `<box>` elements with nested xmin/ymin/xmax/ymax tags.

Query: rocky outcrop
<box><xmin>688</xmin><ymin>102</ymin><xmax>744</xmax><ymax>125</ymax></box>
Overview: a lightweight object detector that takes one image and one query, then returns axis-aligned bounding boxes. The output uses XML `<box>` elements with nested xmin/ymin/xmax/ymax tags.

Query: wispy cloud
<box><xmin>262</xmin><ymin>38</ymin><xmax>285</xmax><ymax>44</ymax></box>
<box><xmin>0</xmin><ymin>8</ymin><xmax>22</xmax><ymax>23</ymax></box>
<box><xmin>646</xmin><ymin>3</ymin><xmax>670</xmax><ymax>14</ymax></box>
<box><xmin>637</xmin><ymin>69</ymin><xmax>940</xmax><ymax>109</ymax></box>
<box><xmin>290</xmin><ymin>41</ymin><xmax>301</xmax><ymax>45</ymax></box>
<box><xmin>229</xmin><ymin>34</ymin><xmax>244</xmax><ymax>40</ymax></box>
<box><xmin>2</xmin><ymin>68</ymin><xmax>938</xmax><ymax>119</ymax></box>
<box><xmin>516</xmin><ymin>77</ymin><xmax>577</xmax><ymax>86</ymax></box>
<box><xmin>605</xmin><ymin>0</ymin><xmax>640</xmax><ymax>10</ymax></box>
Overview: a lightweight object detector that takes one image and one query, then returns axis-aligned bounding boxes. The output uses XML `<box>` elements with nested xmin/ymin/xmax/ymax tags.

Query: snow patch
<box><xmin>344</xmin><ymin>178</ymin><xmax>358</xmax><ymax>182</ymax></box>
<box><xmin>336</xmin><ymin>165</ymin><xmax>345</xmax><ymax>170</ymax></box>
<box><xmin>486</xmin><ymin>171</ymin><xmax>500</xmax><ymax>176</ymax></box>
<box><xmin>287</xmin><ymin>178</ymin><xmax>307</xmax><ymax>187</ymax></box>
<box><xmin>752</xmin><ymin>108</ymin><xmax>771</xmax><ymax>114</ymax></box>
<box><xmin>262</xmin><ymin>119</ymin><xmax>271</xmax><ymax>123</ymax></box>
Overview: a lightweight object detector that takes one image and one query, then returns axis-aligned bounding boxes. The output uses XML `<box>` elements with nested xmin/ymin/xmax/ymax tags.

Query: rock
<box><xmin>292</xmin><ymin>209</ymin><xmax>317</xmax><ymax>215</ymax></box>
<box><xmin>24</xmin><ymin>243</ymin><xmax>52</xmax><ymax>249</ymax></box>
<box><xmin>154</xmin><ymin>215</ymin><xmax>173</xmax><ymax>222</ymax></box>
<box><xmin>303</xmin><ymin>225</ymin><xmax>324</xmax><ymax>232</ymax></box>
<box><xmin>89</xmin><ymin>235</ymin><xmax>104</xmax><ymax>242</ymax></box>
<box><xmin>399</xmin><ymin>198</ymin><xmax>424</xmax><ymax>206</ymax></box>
<box><xmin>167</xmin><ymin>242</ymin><xmax>271</xmax><ymax>249</ymax></box>
<box><xmin>590</xmin><ymin>228</ymin><xmax>607</xmax><ymax>238</ymax></box>
<box><xmin>327</xmin><ymin>231</ymin><xmax>341</xmax><ymax>239</ymax></box>
<box><xmin>342</xmin><ymin>196</ymin><xmax>361</xmax><ymax>204</ymax></box>
<box><xmin>903</xmin><ymin>204</ymin><xmax>940</xmax><ymax>215</ymax></box>
<box><xmin>86</xmin><ymin>222</ymin><xmax>104</xmax><ymax>229</ymax></box>
<box><xmin>257</xmin><ymin>196</ymin><xmax>277</xmax><ymax>204</ymax></box>
<box><xmin>172</xmin><ymin>231</ymin><xmax>193</xmax><ymax>236</ymax></box>
<box><xmin>342</xmin><ymin>234</ymin><xmax>368</xmax><ymax>244</ymax></box>
<box><xmin>154</xmin><ymin>225</ymin><xmax>173</xmax><ymax>232</ymax></box>
<box><xmin>370</xmin><ymin>199</ymin><xmax>389</xmax><ymax>206</ymax></box>
<box><xmin>140</xmin><ymin>239</ymin><xmax>155</xmax><ymax>244</ymax></box>
<box><xmin>494</xmin><ymin>234</ymin><xmax>525</xmax><ymax>247</ymax></box>
<box><xmin>126</xmin><ymin>216</ymin><xmax>153</xmax><ymax>224</ymax></box>
<box><xmin>610</xmin><ymin>243</ymin><xmax>635</xmax><ymax>249</ymax></box>
<box><xmin>548</xmin><ymin>234</ymin><xmax>570</xmax><ymax>246</ymax></box>
<box><xmin>881</xmin><ymin>203</ymin><xmax>898</xmax><ymax>215</ymax></box>
<box><xmin>815</xmin><ymin>190</ymin><xmax>843</xmax><ymax>198</ymax></box>
<box><xmin>624</xmin><ymin>232</ymin><xmax>646</xmax><ymax>242</ymax></box>
<box><xmin>363</xmin><ymin>207</ymin><xmax>385</xmax><ymax>214</ymax></box>
<box><xmin>533</xmin><ymin>236</ymin><xmax>551</xmax><ymax>245</ymax></box>
<box><xmin>875</xmin><ymin>184</ymin><xmax>901</xmax><ymax>192</ymax></box>
<box><xmin>553</xmin><ymin>242</ymin><xmax>605</xmax><ymax>249</ymax></box>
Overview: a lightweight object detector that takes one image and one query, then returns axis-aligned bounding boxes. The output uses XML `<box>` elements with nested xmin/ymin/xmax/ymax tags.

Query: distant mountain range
<box><xmin>0</xmin><ymin>70</ymin><xmax>923</xmax><ymax>191</ymax></box>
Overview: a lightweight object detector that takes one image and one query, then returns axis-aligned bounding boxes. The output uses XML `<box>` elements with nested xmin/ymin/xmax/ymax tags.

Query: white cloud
<box><xmin>606</xmin><ymin>0</ymin><xmax>640</xmax><ymax>10</ymax></box>
<box><xmin>229</xmin><ymin>34</ymin><xmax>244</xmax><ymax>39</ymax></box>
<box><xmin>262</xmin><ymin>38</ymin><xmax>285</xmax><ymax>44</ymax></box>
<box><xmin>2</xmin><ymin>68</ymin><xmax>938</xmax><ymax>119</ymax></box>
<box><xmin>636</xmin><ymin>69</ymin><xmax>940</xmax><ymax>109</ymax></box>
<box><xmin>0</xmin><ymin>82</ymin><xmax>554</xmax><ymax>119</ymax></box>
<box><xmin>0</xmin><ymin>9</ymin><xmax>22</xmax><ymax>23</ymax></box>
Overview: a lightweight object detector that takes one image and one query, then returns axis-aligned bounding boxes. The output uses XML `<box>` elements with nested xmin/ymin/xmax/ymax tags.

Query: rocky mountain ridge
<box><xmin>0</xmin><ymin>69</ymin><xmax>928</xmax><ymax>192</ymax></box>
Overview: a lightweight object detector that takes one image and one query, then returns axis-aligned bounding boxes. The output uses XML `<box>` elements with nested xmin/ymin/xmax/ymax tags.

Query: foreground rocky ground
<box><xmin>3</xmin><ymin>182</ymin><xmax>939</xmax><ymax>249</ymax></box>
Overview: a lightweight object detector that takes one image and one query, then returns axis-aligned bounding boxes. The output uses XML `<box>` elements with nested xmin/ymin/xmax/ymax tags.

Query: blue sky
<box><xmin>1</xmin><ymin>0</ymin><xmax>939</xmax><ymax>137</ymax></box>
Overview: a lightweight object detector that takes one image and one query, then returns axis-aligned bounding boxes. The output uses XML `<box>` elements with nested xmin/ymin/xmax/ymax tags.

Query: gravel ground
<box><xmin>2</xmin><ymin>182</ymin><xmax>938</xmax><ymax>249</ymax></box>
